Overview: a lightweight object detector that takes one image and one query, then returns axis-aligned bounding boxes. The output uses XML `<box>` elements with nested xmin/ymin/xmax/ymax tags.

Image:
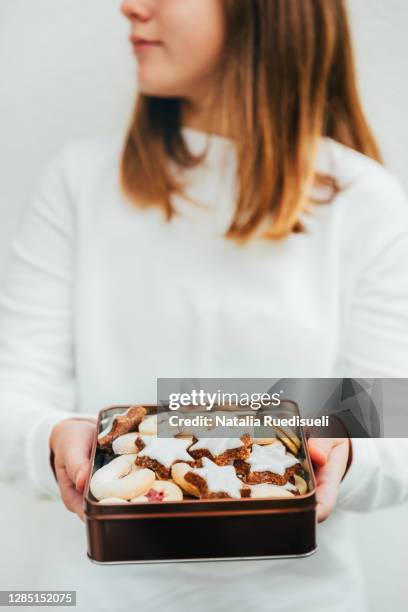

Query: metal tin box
<box><xmin>84</xmin><ymin>402</ymin><xmax>317</xmax><ymax>564</ymax></box>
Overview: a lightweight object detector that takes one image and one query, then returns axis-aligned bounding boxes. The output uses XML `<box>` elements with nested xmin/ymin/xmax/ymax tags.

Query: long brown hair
<box><xmin>121</xmin><ymin>0</ymin><xmax>382</xmax><ymax>242</ymax></box>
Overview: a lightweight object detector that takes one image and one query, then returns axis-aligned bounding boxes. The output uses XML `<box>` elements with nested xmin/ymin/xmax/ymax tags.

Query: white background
<box><xmin>0</xmin><ymin>1</ymin><xmax>407</xmax><ymax>608</ymax></box>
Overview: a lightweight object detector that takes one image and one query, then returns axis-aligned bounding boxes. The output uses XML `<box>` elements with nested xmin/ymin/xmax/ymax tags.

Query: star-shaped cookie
<box><xmin>135</xmin><ymin>437</ymin><xmax>194</xmax><ymax>478</ymax></box>
<box><xmin>188</xmin><ymin>435</ymin><xmax>250</xmax><ymax>465</ymax></box>
<box><xmin>186</xmin><ymin>457</ymin><xmax>244</xmax><ymax>499</ymax></box>
<box><xmin>246</xmin><ymin>442</ymin><xmax>299</xmax><ymax>476</ymax></box>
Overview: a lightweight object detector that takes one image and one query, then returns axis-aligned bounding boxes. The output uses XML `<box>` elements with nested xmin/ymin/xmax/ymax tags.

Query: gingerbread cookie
<box><xmin>188</xmin><ymin>434</ymin><xmax>250</xmax><ymax>465</ymax></box>
<box><xmin>135</xmin><ymin>437</ymin><xmax>194</xmax><ymax>479</ymax></box>
<box><xmin>184</xmin><ymin>457</ymin><xmax>249</xmax><ymax>500</ymax></box>
<box><xmin>235</xmin><ymin>442</ymin><xmax>301</xmax><ymax>485</ymax></box>
<box><xmin>98</xmin><ymin>405</ymin><xmax>146</xmax><ymax>449</ymax></box>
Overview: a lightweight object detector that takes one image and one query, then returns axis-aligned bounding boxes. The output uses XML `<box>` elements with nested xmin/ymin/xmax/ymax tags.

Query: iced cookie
<box><xmin>235</xmin><ymin>441</ymin><xmax>301</xmax><ymax>485</ymax></box>
<box><xmin>135</xmin><ymin>437</ymin><xmax>194</xmax><ymax>479</ymax></box>
<box><xmin>184</xmin><ymin>457</ymin><xmax>249</xmax><ymax>500</ymax></box>
<box><xmin>188</xmin><ymin>434</ymin><xmax>251</xmax><ymax>466</ymax></box>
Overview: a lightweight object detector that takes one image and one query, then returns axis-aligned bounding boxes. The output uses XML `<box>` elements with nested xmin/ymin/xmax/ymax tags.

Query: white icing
<box><xmin>247</xmin><ymin>443</ymin><xmax>299</xmax><ymax>476</ymax></box>
<box><xmin>191</xmin><ymin>457</ymin><xmax>243</xmax><ymax>499</ymax></box>
<box><xmin>283</xmin><ymin>482</ymin><xmax>297</xmax><ymax>492</ymax></box>
<box><xmin>189</xmin><ymin>437</ymin><xmax>243</xmax><ymax>456</ymax></box>
<box><xmin>137</xmin><ymin>437</ymin><xmax>193</xmax><ymax>467</ymax></box>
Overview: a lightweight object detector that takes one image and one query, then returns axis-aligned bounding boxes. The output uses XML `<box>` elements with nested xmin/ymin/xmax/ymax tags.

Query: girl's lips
<box><xmin>130</xmin><ymin>36</ymin><xmax>162</xmax><ymax>53</ymax></box>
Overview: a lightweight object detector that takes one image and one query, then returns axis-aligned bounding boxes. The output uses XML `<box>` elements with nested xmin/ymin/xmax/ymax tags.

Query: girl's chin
<box><xmin>137</xmin><ymin>82</ymin><xmax>185</xmax><ymax>98</ymax></box>
<box><xmin>136</xmin><ymin>70</ymin><xmax>187</xmax><ymax>98</ymax></box>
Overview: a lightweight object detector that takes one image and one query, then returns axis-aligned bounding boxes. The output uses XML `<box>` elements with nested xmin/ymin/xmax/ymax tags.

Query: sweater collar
<box><xmin>180</xmin><ymin>125</ymin><xmax>235</xmax><ymax>168</ymax></box>
<box><xmin>175</xmin><ymin>126</ymin><xmax>335</xmax><ymax>235</ymax></box>
<box><xmin>180</xmin><ymin>125</ymin><xmax>333</xmax><ymax>174</ymax></box>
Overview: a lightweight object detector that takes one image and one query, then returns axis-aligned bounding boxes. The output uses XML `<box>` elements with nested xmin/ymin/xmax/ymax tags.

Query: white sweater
<box><xmin>1</xmin><ymin>127</ymin><xmax>408</xmax><ymax>611</ymax></box>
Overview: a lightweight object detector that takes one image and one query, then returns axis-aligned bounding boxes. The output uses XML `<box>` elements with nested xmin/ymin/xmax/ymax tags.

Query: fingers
<box><xmin>52</xmin><ymin>420</ymin><xmax>96</xmax><ymax>519</ymax></box>
<box><xmin>75</xmin><ymin>465</ymin><xmax>90</xmax><ymax>494</ymax></box>
<box><xmin>55</xmin><ymin>466</ymin><xmax>85</xmax><ymax>521</ymax></box>
<box><xmin>314</xmin><ymin>439</ymin><xmax>349</xmax><ymax>523</ymax></box>
<box><xmin>64</xmin><ymin>448</ymin><xmax>91</xmax><ymax>494</ymax></box>
<box><xmin>54</xmin><ymin>422</ymin><xmax>95</xmax><ymax>494</ymax></box>
<box><xmin>307</xmin><ymin>438</ymin><xmax>335</xmax><ymax>467</ymax></box>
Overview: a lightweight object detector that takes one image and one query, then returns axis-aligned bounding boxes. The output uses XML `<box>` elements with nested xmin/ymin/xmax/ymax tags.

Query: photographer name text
<box><xmin>166</xmin><ymin>414</ymin><xmax>330</xmax><ymax>428</ymax></box>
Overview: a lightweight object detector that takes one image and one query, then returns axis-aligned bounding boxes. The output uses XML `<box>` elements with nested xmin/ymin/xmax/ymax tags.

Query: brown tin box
<box><xmin>84</xmin><ymin>401</ymin><xmax>317</xmax><ymax>564</ymax></box>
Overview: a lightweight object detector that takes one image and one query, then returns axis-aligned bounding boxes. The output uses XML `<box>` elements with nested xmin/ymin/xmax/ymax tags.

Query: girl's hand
<box><xmin>307</xmin><ymin>437</ymin><xmax>351</xmax><ymax>523</ymax></box>
<box><xmin>49</xmin><ymin>418</ymin><xmax>97</xmax><ymax>521</ymax></box>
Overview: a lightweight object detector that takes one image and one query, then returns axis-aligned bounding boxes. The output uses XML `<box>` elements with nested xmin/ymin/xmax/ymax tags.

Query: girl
<box><xmin>1</xmin><ymin>1</ymin><xmax>408</xmax><ymax>610</ymax></box>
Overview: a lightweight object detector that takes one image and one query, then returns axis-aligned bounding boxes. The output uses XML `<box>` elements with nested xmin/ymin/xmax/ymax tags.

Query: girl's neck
<box><xmin>181</xmin><ymin>95</ymin><xmax>231</xmax><ymax>139</ymax></box>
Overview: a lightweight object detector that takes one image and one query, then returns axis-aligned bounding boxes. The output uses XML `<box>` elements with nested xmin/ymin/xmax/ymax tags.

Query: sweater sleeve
<box><xmin>0</xmin><ymin>147</ymin><xmax>94</xmax><ymax>499</ymax></box>
<box><xmin>336</xmin><ymin>171</ymin><xmax>408</xmax><ymax>512</ymax></box>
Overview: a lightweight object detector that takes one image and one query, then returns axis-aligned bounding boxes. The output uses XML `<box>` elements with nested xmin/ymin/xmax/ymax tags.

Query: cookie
<box><xmin>184</xmin><ymin>457</ymin><xmax>247</xmax><ymax>500</ymax></box>
<box><xmin>98</xmin><ymin>406</ymin><xmax>146</xmax><ymax>448</ymax></box>
<box><xmin>138</xmin><ymin>414</ymin><xmax>158</xmax><ymax>436</ymax></box>
<box><xmin>112</xmin><ymin>432</ymin><xmax>155</xmax><ymax>455</ymax></box>
<box><xmin>171</xmin><ymin>462</ymin><xmax>201</xmax><ymax>497</ymax></box>
<box><xmin>235</xmin><ymin>442</ymin><xmax>301</xmax><ymax>485</ymax></box>
<box><xmin>274</xmin><ymin>426</ymin><xmax>301</xmax><ymax>455</ymax></box>
<box><xmin>130</xmin><ymin>480</ymin><xmax>184</xmax><ymax>503</ymax></box>
<box><xmin>294</xmin><ymin>474</ymin><xmax>308</xmax><ymax>495</ymax></box>
<box><xmin>249</xmin><ymin>483</ymin><xmax>296</xmax><ymax>499</ymax></box>
<box><xmin>135</xmin><ymin>437</ymin><xmax>194</xmax><ymax>479</ymax></box>
<box><xmin>188</xmin><ymin>434</ymin><xmax>251</xmax><ymax>465</ymax></box>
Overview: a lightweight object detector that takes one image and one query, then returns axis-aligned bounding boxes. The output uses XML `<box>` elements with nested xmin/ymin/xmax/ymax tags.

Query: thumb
<box><xmin>64</xmin><ymin>433</ymin><xmax>94</xmax><ymax>492</ymax></box>
<box><xmin>65</xmin><ymin>450</ymin><xmax>90</xmax><ymax>493</ymax></box>
<box><xmin>307</xmin><ymin>438</ymin><xmax>335</xmax><ymax>467</ymax></box>
<box><xmin>74</xmin><ymin>464</ymin><xmax>90</xmax><ymax>494</ymax></box>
